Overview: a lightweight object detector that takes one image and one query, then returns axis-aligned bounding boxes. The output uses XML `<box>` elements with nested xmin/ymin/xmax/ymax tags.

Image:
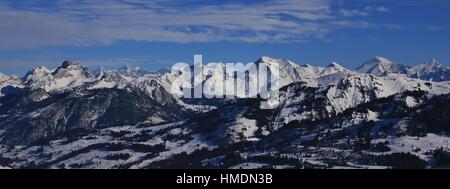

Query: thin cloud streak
<box><xmin>0</xmin><ymin>0</ymin><xmax>398</xmax><ymax>49</ymax></box>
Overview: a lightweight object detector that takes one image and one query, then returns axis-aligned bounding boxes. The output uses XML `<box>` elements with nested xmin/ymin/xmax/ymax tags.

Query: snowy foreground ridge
<box><xmin>1</xmin><ymin>56</ymin><xmax>450</xmax><ymax>169</ymax></box>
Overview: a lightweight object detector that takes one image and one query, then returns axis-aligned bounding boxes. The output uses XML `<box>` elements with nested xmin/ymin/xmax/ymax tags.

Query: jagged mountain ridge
<box><xmin>1</xmin><ymin>58</ymin><xmax>450</xmax><ymax>144</ymax></box>
<box><xmin>355</xmin><ymin>56</ymin><xmax>450</xmax><ymax>82</ymax></box>
<box><xmin>1</xmin><ymin>57</ymin><xmax>450</xmax><ymax>169</ymax></box>
<box><xmin>0</xmin><ymin>61</ymin><xmax>206</xmax><ymax>145</ymax></box>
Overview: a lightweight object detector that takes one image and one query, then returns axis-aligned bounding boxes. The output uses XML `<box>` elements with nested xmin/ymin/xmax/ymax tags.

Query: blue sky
<box><xmin>0</xmin><ymin>0</ymin><xmax>450</xmax><ymax>75</ymax></box>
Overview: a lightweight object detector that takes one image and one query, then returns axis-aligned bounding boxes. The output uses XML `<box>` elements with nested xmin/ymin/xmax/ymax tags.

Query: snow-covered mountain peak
<box><xmin>155</xmin><ymin>68</ymin><xmax>170</xmax><ymax>75</ymax></box>
<box><xmin>426</xmin><ymin>58</ymin><xmax>440</xmax><ymax>66</ymax></box>
<box><xmin>327</xmin><ymin>62</ymin><xmax>346</xmax><ymax>70</ymax></box>
<box><xmin>60</xmin><ymin>60</ymin><xmax>79</xmax><ymax>69</ymax></box>
<box><xmin>0</xmin><ymin>73</ymin><xmax>22</xmax><ymax>97</ymax></box>
<box><xmin>24</xmin><ymin>61</ymin><xmax>94</xmax><ymax>92</ymax></box>
<box><xmin>25</xmin><ymin>66</ymin><xmax>53</xmax><ymax>80</ymax></box>
<box><xmin>92</xmin><ymin>66</ymin><xmax>106</xmax><ymax>78</ymax></box>
<box><xmin>297</xmin><ymin>61</ymin><xmax>354</xmax><ymax>85</ymax></box>
<box><xmin>411</xmin><ymin>59</ymin><xmax>445</xmax><ymax>73</ymax></box>
<box><xmin>0</xmin><ymin>72</ymin><xmax>9</xmax><ymax>82</ymax></box>
<box><xmin>255</xmin><ymin>56</ymin><xmax>296</xmax><ymax>66</ymax></box>
<box><xmin>54</xmin><ymin>60</ymin><xmax>90</xmax><ymax>76</ymax></box>
<box><xmin>117</xmin><ymin>65</ymin><xmax>151</xmax><ymax>77</ymax></box>
<box><xmin>374</xmin><ymin>56</ymin><xmax>393</xmax><ymax>64</ymax></box>
<box><xmin>356</xmin><ymin>56</ymin><xmax>409</xmax><ymax>76</ymax></box>
<box><xmin>257</xmin><ymin>56</ymin><xmax>278</xmax><ymax>63</ymax></box>
<box><xmin>408</xmin><ymin>59</ymin><xmax>450</xmax><ymax>81</ymax></box>
<box><xmin>254</xmin><ymin>56</ymin><xmax>305</xmax><ymax>88</ymax></box>
<box><xmin>362</xmin><ymin>56</ymin><xmax>394</xmax><ymax>69</ymax></box>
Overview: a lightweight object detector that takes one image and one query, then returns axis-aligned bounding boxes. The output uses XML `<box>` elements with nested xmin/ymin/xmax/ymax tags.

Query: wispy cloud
<box><xmin>338</xmin><ymin>9</ymin><xmax>370</xmax><ymax>17</ymax></box>
<box><xmin>0</xmin><ymin>0</ymin><xmax>395</xmax><ymax>49</ymax></box>
<box><xmin>364</xmin><ymin>5</ymin><xmax>389</xmax><ymax>12</ymax></box>
<box><xmin>426</xmin><ymin>25</ymin><xmax>447</xmax><ymax>32</ymax></box>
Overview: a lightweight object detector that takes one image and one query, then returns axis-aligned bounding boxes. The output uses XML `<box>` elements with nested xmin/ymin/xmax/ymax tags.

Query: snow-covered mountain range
<box><xmin>356</xmin><ymin>56</ymin><xmax>450</xmax><ymax>81</ymax></box>
<box><xmin>0</xmin><ymin>56</ymin><xmax>450</xmax><ymax>169</ymax></box>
